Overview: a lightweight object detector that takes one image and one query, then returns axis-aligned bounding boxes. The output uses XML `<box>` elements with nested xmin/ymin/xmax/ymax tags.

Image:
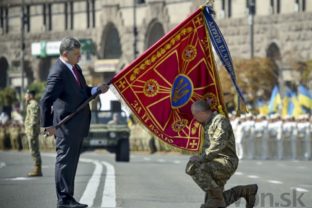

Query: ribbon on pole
<box><xmin>203</xmin><ymin>6</ymin><xmax>245</xmax><ymax>104</ymax></box>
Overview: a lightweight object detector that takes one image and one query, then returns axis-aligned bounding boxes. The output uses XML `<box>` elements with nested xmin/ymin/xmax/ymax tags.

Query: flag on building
<box><xmin>110</xmin><ymin>5</ymin><xmax>242</xmax><ymax>152</ymax></box>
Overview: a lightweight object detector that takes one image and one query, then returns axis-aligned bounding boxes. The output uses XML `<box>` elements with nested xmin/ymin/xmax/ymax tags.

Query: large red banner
<box><xmin>111</xmin><ymin>8</ymin><xmax>226</xmax><ymax>152</ymax></box>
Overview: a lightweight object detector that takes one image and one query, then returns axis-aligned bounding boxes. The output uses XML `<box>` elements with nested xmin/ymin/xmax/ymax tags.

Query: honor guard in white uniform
<box><xmin>246</xmin><ymin>114</ymin><xmax>255</xmax><ymax>160</ymax></box>
<box><xmin>233</xmin><ymin>115</ymin><xmax>246</xmax><ymax>160</ymax></box>
<box><xmin>297</xmin><ymin>115</ymin><xmax>311</xmax><ymax>160</ymax></box>
<box><xmin>269</xmin><ymin>114</ymin><xmax>283</xmax><ymax>159</ymax></box>
<box><xmin>254</xmin><ymin>115</ymin><xmax>269</xmax><ymax>160</ymax></box>
<box><xmin>283</xmin><ymin>116</ymin><xmax>298</xmax><ymax>160</ymax></box>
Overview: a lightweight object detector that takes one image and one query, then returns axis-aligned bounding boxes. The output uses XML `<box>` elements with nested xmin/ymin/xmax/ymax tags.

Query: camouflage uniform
<box><xmin>24</xmin><ymin>99</ymin><xmax>42</xmax><ymax>166</ymax></box>
<box><xmin>186</xmin><ymin>112</ymin><xmax>238</xmax><ymax>191</ymax></box>
<box><xmin>9</xmin><ymin>123</ymin><xmax>22</xmax><ymax>150</ymax></box>
<box><xmin>0</xmin><ymin>124</ymin><xmax>5</xmax><ymax>150</ymax></box>
<box><xmin>186</xmin><ymin>112</ymin><xmax>258</xmax><ymax>208</ymax></box>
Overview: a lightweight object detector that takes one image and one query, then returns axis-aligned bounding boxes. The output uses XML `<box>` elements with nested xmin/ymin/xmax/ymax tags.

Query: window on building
<box><xmin>136</xmin><ymin>0</ymin><xmax>145</xmax><ymax>4</ymax></box>
<box><xmin>295</xmin><ymin>0</ymin><xmax>306</xmax><ymax>12</ymax></box>
<box><xmin>270</xmin><ymin>0</ymin><xmax>281</xmax><ymax>14</ymax></box>
<box><xmin>92</xmin><ymin>0</ymin><xmax>95</xmax><ymax>27</ymax></box>
<box><xmin>0</xmin><ymin>7</ymin><xmax>9</xmax><ymax>33</ymax></box>
<box><xmin>48</xmin><ymin>4</ymin><xmax>52</xmax><ymax>31</ymax></box>
<box><xmin>26</xmin><ymin>5</ymin><xmax>30</xmax><ymax>32</ymax></box>
<box><xmin>70</xmin><ymin>1</ymin><xmax>74</xmax><ymax>30</ymax></box>
<box><xmin>86</xmin><ymin>0</ymin><xmax>90</xmax><ymax>28</ymax></box>
<box><xmin>246</xmin><ymin>0</ymin><xmax>256</xmax><ymax>15</ymax></box>
<box><xmin>0</xmin><ymin>7</ymin><xmax>3</xmax><ymax>32</ymax></box>
<box><xmin>42</xmin><ymin>4</ymin><xmax>52</xmax><ymax>31</ymax></box>
<box><xmin>221</xmin><ymin>0</ymin><xmax>232</xmax><ymax>18</ymax></box>
<box><xmin>64</xmin><ymin>2</ymin><xmax>68</xmax><ymax>30</ymax></box>
<box><xmin>86</xmin><ymin>0</ymin><xmax>95</xmax><ymax>28</ymax></box>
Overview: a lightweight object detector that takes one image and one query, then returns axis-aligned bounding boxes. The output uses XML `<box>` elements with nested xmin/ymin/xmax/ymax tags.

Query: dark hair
<box><xmin>192</xmin><ymin>100</ymin><xmax>211</xmax><ymax>112</ymax></box>
<box><xmin>59</xmin><ymin>37</ymin><xmax>81</xmax><ymax>55</ymax></box>
<box><xmin>26</xmin><ymin>89</ymin><xmax>36</xmax><ymax>96</ymax></box>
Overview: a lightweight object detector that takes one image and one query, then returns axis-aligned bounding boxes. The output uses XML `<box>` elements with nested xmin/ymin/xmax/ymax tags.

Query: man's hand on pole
<box><xmin>44</xmin><ymin>126</ymin><xmax>56</xmax><ymax>137</ymax></box>
<box><xmin>98</xmin><ymin>84</ymin><xmax>109</xmax><ymax>93</ymax></box>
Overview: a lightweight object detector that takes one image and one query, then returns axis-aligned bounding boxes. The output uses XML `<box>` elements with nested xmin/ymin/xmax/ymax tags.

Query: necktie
<box><xmin>72</xmin><ymin>65</ymin><xmax>81</xmax><ymax>87</ymax></box>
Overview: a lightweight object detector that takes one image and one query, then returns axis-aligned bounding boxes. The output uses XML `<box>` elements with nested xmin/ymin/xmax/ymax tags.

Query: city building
<box><xmin>0</xmin><ymin>0</ymin><xmax>311</xmax><ymax>92</ymax></box>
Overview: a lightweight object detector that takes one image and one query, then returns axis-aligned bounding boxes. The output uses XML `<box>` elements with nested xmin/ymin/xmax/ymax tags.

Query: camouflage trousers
<box><xmin>27</xmin><ymin>134</ymin><xmax>42</xmax><ymax>166</ymax></box>
<box><xmin>186</xmin><ymin>158</ymin><xmax>236</xmax><ymax>192</ymax></box>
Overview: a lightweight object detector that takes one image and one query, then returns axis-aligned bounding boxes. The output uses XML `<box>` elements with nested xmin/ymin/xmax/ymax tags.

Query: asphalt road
<box><xmin>0</xmin><ymin>150</ymin><xmax>311</xmax><ymax>208</ymax></box>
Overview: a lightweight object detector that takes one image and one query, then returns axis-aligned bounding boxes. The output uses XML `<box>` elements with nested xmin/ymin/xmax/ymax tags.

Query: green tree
<box><xmin>0</xmin><ymin>87</ymin><xmax>18</xmax><ymax>117</ymax></box>
<box><xmin>218</xmin><ymin>57</ymin><xmax>278</xmax><ymax>110</ymax></box>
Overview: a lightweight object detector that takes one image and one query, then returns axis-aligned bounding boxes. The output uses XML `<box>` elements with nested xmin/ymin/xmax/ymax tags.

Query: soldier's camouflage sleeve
<box><xmin>203</xmin><ymin>115</ymin><xmax>230</xmax><ymax>161</ymax></box>
<box><xmin>25</xmin><ymin>100</ymin><xmax>40</xmax><ymax>137</ymax></box>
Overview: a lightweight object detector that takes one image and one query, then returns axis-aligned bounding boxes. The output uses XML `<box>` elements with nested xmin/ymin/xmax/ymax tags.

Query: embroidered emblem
<box><xmin>172</xmin><ymin>119</ymin><xmax>188</xmax><ymax>132</ymax></box>
<box><xmin>143</xmin><ymin>79</ymin><xmax>159</xmax><ymax>97</ymax></box>
<box><xmin>182</xmin><ymin>45</ymin><xmax>197</xmax><ymax>62</ymax></box>
<box><xmin>171</xmin><ymin>75</ymin><xmax>193</xmax><ymax>108</ymax></box>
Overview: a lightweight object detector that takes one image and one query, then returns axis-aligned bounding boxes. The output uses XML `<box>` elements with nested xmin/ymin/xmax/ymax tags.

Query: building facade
<box><xmin>0</xmin><ymin>0</ymin><xmax>311</xmax><ymax>90</ymax></box>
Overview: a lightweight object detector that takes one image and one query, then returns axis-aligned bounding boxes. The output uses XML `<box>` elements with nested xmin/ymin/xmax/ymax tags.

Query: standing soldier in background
<box><xmin>9</xmin><ymin>121</ymin><xmax>22</xmax><ymax>151</ymax></box>
<box><xmin>24</xmin><ymin>90</ymin><xmax>42</xmax><ymax>177</ymax></box>
<box><xmin>0</xmin><ymin>123</ymin><xmax>5</xmax><ymax>150</ymax></box>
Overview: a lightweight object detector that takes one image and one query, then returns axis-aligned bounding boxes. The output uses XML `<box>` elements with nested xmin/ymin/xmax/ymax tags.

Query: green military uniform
<box><xmin>186</xmin><ymin>112</ymin><xmax>258</xmax><ymax>208</ymax></box>
<box><xmin>0</xmin><ymin>125</ymin><xmax>5</xmax><ymax>150</ymax></box>
<box><xmin>9</xmin><ymin>123</ymin><xmax>21</xmax><ymax>150</ymax></box>
<box><xmin>24</xmin><ymin>99</ymin><xmax>42</xmax><ymax>168</ymax></box>
<box><xmin>187</xmin><ymin>112</ymin><xmax>238</xmax><ymax>191</ymax></box>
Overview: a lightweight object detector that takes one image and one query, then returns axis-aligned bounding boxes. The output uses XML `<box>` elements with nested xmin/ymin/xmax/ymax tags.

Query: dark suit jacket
<box><xmin>40</xmin><ymin>58</ymin><xmax>92</xmax><ymax>138</ymax></box>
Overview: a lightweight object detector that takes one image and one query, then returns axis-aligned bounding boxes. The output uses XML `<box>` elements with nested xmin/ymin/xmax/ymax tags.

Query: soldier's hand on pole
<box><xmin>98</xmin><ymin>84</ymin><xmax>109</xmax><ymax>94</ymax></box>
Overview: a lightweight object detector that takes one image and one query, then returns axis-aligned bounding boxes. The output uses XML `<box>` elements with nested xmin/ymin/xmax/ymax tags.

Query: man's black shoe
<box><xmin>57</xmin><ymin>201</ymin><xmax>88</xmax><ymax>208</ymax></box>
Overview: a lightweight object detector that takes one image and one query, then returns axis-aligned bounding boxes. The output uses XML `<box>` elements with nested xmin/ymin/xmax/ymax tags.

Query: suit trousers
<box><xmin>55</xmin><ymin>135</ymin><xmax>83</xmax><ymax>203</ymax></box>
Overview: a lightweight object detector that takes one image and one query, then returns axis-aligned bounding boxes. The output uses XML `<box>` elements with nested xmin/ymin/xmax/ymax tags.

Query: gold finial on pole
<box><xmin>201</xmin><ymin>0</ymin><xmax>216</xmax><ymax>16</ymax></box>
<box><xmin>201</xmin><ymin>0</ymin><xmax>214</xmax><ymax>7</ymax></box>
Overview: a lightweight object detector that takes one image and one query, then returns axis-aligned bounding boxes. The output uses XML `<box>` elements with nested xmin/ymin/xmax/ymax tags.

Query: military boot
<box><xmin>201</xmin><ymin>188</ymin><xmax>226</xmax><ymax>208</ymax></box>
<box><xmin>27</xmin><ymin>165</ymin><xmax>42</xmax><ymax>177</ymax></box>
<box><xmin>223</xmin><ymin>184</ymin><xmax>258</xmax><ymax>208</ymax></box>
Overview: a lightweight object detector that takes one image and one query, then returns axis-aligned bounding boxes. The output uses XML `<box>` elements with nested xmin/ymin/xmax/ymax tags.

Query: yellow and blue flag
<box><xmin>298</xmin><ymin>84</ymin><xmax>312</xmax><ymax>112</ymax></box>
<box><xmin>268</xmin><ymin>85</ymin><xmax>281</xmax><ymax>114</ymax></box>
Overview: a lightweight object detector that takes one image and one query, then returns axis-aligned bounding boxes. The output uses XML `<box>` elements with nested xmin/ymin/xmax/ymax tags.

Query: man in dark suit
<box><xmin>40</xmin><ymin>37</ymin><xmax>109</xmax><ymax>208</ymax></box>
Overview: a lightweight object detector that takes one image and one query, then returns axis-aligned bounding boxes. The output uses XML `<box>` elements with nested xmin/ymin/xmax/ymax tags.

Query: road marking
<box><xmin>102</xmin><ymin>161</ymin><xmax>116</xmax><ymax>207</ymax></box>
<box><xmin>247</xmin><ymin>175</ymin><xmax>260</xmax><ymax>179</ymax></box>
<box><xmin>0</xmin><ymin>162</ymin><xmax>6</xmax><ymax>168</ymax></box>
<box><xmin>5</xmin><ymin>177</ymin><xmax>33</xmax><ymax>181</ymax></box>
<box><xmin>157</xmin><ymin>159</ymin><xmax>165</xmax><ymax>163</ymax></box>
<box><xmin>267</xmin><ymin>180</ymin><xmax>283</xmax><ymax>184</ymax></box>
<box><xmin>234</xmin><ymin>171</ymin><xmax>244</xmax><ymax>176</ymax></box>
<box><xmin>143</xmin><ymin>157</ymin><xmax>151</xmax><ymax>161</ymax></box>
<box><xmin>173</xmin><ymin>160</ymin><xmax>181</xmax><ymax>164</ymax></box>
<box><xmin>291</xmin><ymin>187</ymin><xmax>309</xmax><ymax>193</ymax></box>
<box><xmin>80</xmin><ymin>159</ymin><xmax>103</xmax><ymax>207</ymax></box>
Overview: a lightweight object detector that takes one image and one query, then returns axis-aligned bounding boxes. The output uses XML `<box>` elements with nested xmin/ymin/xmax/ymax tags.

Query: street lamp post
<box><xmin>248</xmin><ymin>0</ymin><xmax>255</xmax><ymax>59</ymax></box>
<box><xmin>20</xmin><ymin>0</ymin><xmax>26</xmax><ymax>111</ymax></box>
<box><xmin>133</xmin><ymin>0</ymin><xmax>138</xmax><ymax>59</ymax></box>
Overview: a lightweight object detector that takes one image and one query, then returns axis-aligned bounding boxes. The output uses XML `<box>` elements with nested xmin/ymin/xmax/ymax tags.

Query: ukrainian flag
<box><xmin>282</xmin><ymin>87</ymin><xmax>302</xmax><ymax>118</ymax></box>
<box><xmin>256</xmin><ymin>99</ymin><xmax>269</xmax><ymax>115</ymax></box>
<box><xmin>268</xmin><ymin>85</ymin><xmax>281</xmax><ymax>114</ymax></box>
<box><xmin>298</xmin><ymin>84</ymin><xmax>312</xmax><ymax>111</ymax></box>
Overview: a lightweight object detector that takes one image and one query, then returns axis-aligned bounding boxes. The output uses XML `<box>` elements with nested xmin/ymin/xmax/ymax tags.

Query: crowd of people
<box><xmin>230</xmin><ymin>113</ymin><xmax>312</xmax><ymax>160</ymax></box>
